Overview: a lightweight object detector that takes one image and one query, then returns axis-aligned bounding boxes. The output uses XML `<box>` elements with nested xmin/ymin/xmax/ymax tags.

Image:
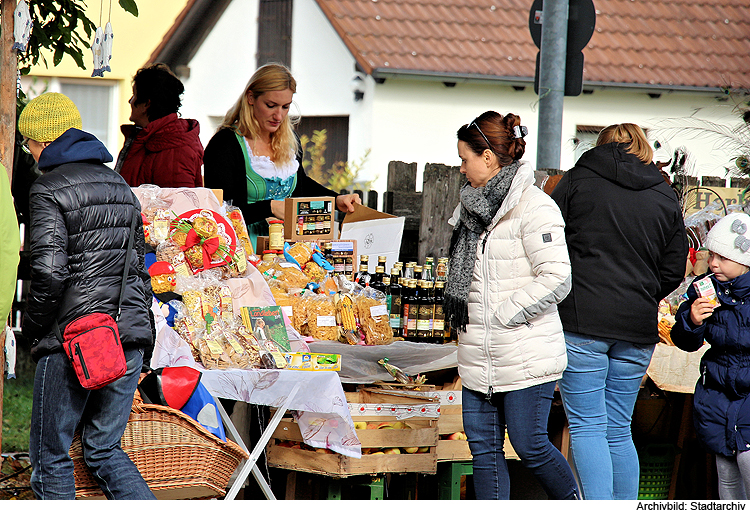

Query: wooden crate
<box><xmin>268</xmin><ymin>386</ymin><xmax>439</xmax><ymax>477</ymax></box>
<box><xmin>267</xmin><ymin>417</ymin><xmax>438</xmax><ymax>477</ymax></box>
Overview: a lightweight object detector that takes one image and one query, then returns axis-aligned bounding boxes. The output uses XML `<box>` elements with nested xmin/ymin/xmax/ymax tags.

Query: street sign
<box><xmin>529</xmin><ymin>0</ymin><xmax>596</xmax><ymax>96</ymax></box>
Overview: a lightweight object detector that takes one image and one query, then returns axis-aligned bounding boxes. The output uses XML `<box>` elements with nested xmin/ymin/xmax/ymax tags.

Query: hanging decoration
<box><xmin>91</xmin><ymin>0</ymin><xmax>114</xmax><ymax>77</ymax></box>
<box><xmin>12</xmin><ymin>0</ymin><xmax>33</xmax><ymax>52</ymax></box>
<box><xmin>102</xmin><ymin>22</ymin><xmax>114</xmax><ymax>74</ymax></box>
<box><xmin>91</xmin><ymin>26</ymin><xmax>105</xmax><ymax>77</ymax></box>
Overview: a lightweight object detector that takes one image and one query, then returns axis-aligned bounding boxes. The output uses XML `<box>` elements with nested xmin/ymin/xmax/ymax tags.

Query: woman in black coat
<box><xmin>550</xmin><ymin>123</ymin><xmax>688</xmax><ymax>499</ymax></box>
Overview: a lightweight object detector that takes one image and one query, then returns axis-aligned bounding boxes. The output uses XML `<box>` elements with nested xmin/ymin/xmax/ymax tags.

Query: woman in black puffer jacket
<box><xmin>19</xmin><ymin>92</ymin><xmax>155</xmax><ymax>500</ymax></box>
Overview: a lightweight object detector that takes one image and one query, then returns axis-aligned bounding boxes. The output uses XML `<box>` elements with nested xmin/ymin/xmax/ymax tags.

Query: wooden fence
<box><xmin>351</xmin><ymin>161</ymin><xmax>462</xmax><ymax>265</ymax></box>
<box><xmin>351</xmin><ymin>162</ymin><xmax>560</xmax><ymax>265</ymax></box>
<box><xmin>349</xmin><ymin>164</ymin><xmax>750</xmax><ymax>266</ymax></box>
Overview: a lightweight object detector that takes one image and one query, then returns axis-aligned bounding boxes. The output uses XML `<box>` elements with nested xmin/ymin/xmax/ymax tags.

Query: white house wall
<box><xmin>179</xmin><ymin>0</ymin><xmax>741</xmax><ymax>204</ymax></box>
<box><xmin>291</xmin><ymin>0</ymin><xmax>374</xmax><ymax>178</ymax></box>
<box><xmin>366</xmin><ymin>79</ymin><xmax>739</xmax><ymax>195</ymax></box>
<box><xmin>179</xmin><ymin>0</ymin><xmax>261</xmax><ymax>148</ymax></box>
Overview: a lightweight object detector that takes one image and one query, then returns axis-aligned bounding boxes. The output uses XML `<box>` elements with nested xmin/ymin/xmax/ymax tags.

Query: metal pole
<box><xmin>535</xmin><ymin>0</ymin><xmax>569</xmax><ymax>171</ymax></box>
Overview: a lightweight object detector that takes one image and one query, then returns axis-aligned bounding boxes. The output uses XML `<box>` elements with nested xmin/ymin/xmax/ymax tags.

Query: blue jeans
<box><xmin>557</xmin><ymin>331</ymin><xmax>654</xmax><ymax>500</ymax></box>
<box><xmin>462</xmin><ymin>383</ymin><xmax>579</xmax><ymax>500</ymax></box>
<box><xmin>29</xmin><ymin>347</ymin><xmax>155</xmax><ymax>500</ymax></box>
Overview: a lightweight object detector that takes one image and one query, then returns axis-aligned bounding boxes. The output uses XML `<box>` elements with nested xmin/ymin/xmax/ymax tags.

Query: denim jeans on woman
<box><xmin>29</xmin><ymin>347</ymin><xmax>155</xmax><ymax>500</ymax></box>
<box><xmin>557</xmin><ymin>331</ymin><xmax>655</xmax><ymax>500</ymax></box>
<box><xmin>462</xmin><ymin>382</ymin><xmax>579</xmax><ymax>500</ymax></box>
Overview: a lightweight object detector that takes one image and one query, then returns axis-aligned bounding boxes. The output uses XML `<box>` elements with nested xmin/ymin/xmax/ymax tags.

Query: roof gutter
<box><xmin>370</xmin><ymin>68</ymin><xmax>729</xmax><ymax>95</ymax></box>
<box><xmin>371</xmin><ymin>68</ymin><xmax>532</xmax><ymax>86</ymax></box>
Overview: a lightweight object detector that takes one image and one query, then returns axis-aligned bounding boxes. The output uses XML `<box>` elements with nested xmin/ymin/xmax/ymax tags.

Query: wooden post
<box><xmin>0</xmin><ymin>0</ymin><xmax>19</xmax><ymax>454</ymax></box>
<box><xmin>418</xmin><ymin>163</ymin><xmax>462</xmax><ymax>262</ymax></box>
<box><xmin>384</xmin><ymin>161</ymin><xmax>421</xmax><ymax>264</ymax></box>
<box><xmin>1</xmin><ymin>0</ymin><xmax>17</xmax><ymax>185</ymax></box>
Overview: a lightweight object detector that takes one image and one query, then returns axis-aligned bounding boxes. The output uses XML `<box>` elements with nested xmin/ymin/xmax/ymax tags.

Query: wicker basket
<box><xmin>70</xmin><ymin>398</ymin><xmax>248</xmax><ymax>500</ymax></box>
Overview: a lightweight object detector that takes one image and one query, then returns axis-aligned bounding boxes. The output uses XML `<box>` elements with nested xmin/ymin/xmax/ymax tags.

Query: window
<box><xmin>573</xmin><ymin>125</ymin><xmax>602</xmax><ymax>162</ymax></box>
<box><xmin>60</xmin><ymin>82</ymin><xmax>115</xmax><ymax>152</ymax></box>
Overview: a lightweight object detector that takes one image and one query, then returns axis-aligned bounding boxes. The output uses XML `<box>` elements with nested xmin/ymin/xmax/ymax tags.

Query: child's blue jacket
<box><xmin>671</xmin><ymin>271</ymin><xmax>750</xmax><ymax>457</ymax></box>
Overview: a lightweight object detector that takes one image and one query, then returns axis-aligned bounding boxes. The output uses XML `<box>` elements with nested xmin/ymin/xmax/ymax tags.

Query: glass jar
<box><xmin>268</xmin><ymin>219</ymin><xmax>285</xmax><ymax>251</ymax></box>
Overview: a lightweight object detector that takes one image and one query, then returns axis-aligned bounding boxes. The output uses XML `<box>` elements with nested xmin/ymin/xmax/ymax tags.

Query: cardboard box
<box><xmin>284</xmin><ymin>197</ymin><xmax>335</xmax><ymax>241</ymax></box>
<box><xmin>340</xmin><ymin>203</ymin><xmax>405</xmax><ymax>272</ymax></box>
<box><xmin>284</xmin><ymin>352</ymin><xmax>341</xmax><ymax>371</ymax></box>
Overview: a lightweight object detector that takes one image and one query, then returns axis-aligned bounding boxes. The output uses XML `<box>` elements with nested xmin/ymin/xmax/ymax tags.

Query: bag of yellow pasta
<box><xmin>275</xmin><ymin>261</ymin><xmax>311</xmax><ymax>291</ymax></box>
<box><xmin>306</xmin><ymin>293</ymin><xmax>339</xmax><ymax>341</ymax></box>
<box><xmin>354</xmin><ymin>287</ymin><xmax>394</xmax><ymax>345</ymax></box>
<box><xmin>225</xmin><ymin>205</ymin><xmax>254</xmax><ymax>256</ymax></box>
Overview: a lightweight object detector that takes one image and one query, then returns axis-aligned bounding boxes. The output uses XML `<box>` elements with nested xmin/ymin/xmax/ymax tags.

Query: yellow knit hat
<box><xmin>18</xmin><ymin>92</ymin><xmax>83</xmax><ymax>143</ymax></box>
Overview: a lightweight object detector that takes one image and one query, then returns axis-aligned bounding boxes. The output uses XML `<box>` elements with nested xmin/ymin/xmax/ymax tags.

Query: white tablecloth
<box><xmin>307</xmin><ymin>340</ymin><xmax>459</xmax><ymax>383</ymax></box>
<box><xmin>199</xmin><ymin>367</ymin><xmax>361</xmax><ymax>458</ymax></box>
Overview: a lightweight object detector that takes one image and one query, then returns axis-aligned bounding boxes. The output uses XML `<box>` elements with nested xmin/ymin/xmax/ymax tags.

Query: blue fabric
<box><xmin>180</xmin><ymin>382</ymin><xmax>226</xmax><ymax>442</ymax></box>
<box><xmin>671</xmin><ymin>271</ymin><xmax>750</xmax><ymax>457</ymax></box>
<box><xmin>36</xmin><ymin>128</ymin><xmax>113</xmax><ymax>170</ymax></box>
<box><xmin>29</xmin><ymin>347</ymin><xmax>155</xmax><ymax>499</ymax></box>
<box><xmin>462</xmin><ymin>383</ymin><xmax>578</xmax><ymax>500</ymax></box>
<box><xmin>144</xmin><ymin>252</ymin><xmax>157</xmax><ymax>270</ymax></box>
<box><xmin>557</xmin><ymin>331</ymin><xmax>654</xmax><ymax>499</ymax></box>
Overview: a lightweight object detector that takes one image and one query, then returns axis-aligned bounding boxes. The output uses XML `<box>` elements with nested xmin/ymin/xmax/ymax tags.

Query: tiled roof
<box><xmin>315</xmin><ymin>0</ymin><xmax>750</xmax><ymax>91</ymax></box>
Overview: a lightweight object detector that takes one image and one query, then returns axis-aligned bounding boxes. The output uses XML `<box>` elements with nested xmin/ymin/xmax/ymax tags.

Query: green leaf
<box><xmin>119</xmin><ymin>0</ymin><xmax>139</xmax><ymax>16</ymax></box>
<box><xmin>53</xmin><ymin>46</ymin><xmax>64</xmax><ymax>66</ymax></box>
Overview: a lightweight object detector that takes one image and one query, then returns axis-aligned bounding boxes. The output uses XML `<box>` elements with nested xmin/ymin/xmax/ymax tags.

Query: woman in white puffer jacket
<box><xmin>445</xmin><ymin>111</ymin><xmax>578</xmax><ymax>500</ymax></box>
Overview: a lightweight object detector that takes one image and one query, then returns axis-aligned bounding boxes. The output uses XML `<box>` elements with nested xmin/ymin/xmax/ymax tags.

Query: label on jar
<box><xmin>269</xmin><ymin>231</ymin><xmax>284</xmax><ymax>251</ymax></box>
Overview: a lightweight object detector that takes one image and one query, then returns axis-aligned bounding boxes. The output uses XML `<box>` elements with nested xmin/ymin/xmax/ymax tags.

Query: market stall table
<box><xmin>198</xmin><ymin>367</ymin><xmax>361</xmax><ymax>499</ymax></box>
<box><xmin>307</xmin><ymin>340</ymin><xmax>459</xmax><ymax>383</ymax></box>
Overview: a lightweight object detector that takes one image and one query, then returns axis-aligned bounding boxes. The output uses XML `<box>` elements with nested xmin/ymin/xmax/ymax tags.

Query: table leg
<box><xmin>223</xmin><ymin>381</ymin><xmax>302</xmax><ymax>500</ymax></box>
<box><xmin>668</xmin><ymin>393</ymin><xmax>692</xmax><ymax>500</ymax></box>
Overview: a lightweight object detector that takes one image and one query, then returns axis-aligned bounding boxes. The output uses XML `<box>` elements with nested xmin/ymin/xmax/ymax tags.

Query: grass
<box><xmin>1</xmin><ymin>376</ymin><xmax>34</xmax><ymax>453</ymax></box>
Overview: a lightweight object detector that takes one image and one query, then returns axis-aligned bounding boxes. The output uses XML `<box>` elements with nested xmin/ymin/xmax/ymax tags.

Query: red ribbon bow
<box><xmin>181</xmin><ymin>228</ymin><xmax>220</xmax><ymax>269</ymax></box>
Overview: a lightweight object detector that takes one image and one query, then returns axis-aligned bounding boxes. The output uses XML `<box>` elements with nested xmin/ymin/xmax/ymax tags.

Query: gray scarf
<box><xmin>445</xmin><ymin>161</ymin><xmax>520</xmax><ymax>333</ymax></box>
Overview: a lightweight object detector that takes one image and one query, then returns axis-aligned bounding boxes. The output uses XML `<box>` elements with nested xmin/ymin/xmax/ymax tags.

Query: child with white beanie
<box><xmin>671</xmin><ymin>212</ymin><xmax>750</xmax><ymax>499</ymax></box>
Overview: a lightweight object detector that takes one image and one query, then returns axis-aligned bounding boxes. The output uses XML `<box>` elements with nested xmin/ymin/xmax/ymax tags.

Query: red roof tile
<box><xmin>316</xmin><ymin>0</ymin><xmax>750</xmax><ymax>90</ymax></box>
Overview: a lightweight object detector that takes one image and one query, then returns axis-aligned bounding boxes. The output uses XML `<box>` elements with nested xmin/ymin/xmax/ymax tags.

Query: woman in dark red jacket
<box><xmin>115</xmin><ymin>63</ymin><xmax>203</xmax><ymax>188</ymax></box>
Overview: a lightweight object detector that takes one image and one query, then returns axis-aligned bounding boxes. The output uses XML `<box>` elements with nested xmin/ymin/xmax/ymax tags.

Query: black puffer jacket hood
<box><xmin>550</xmin><ymin>142</ymin><xmax>688</xmax><ymax>344</ymax></box>
<box><xmin>574</xmin><ymin>142</ymin><xmax>668</xmax><ymax>191</ymax></box>
<box><xmin>23</xmin><ymin>130</ymin><xmax>154</xmax><ymax>361</ymax></box>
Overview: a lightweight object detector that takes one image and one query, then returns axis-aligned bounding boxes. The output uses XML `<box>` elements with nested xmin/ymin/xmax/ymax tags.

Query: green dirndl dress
<box><xmin>235</xmin><ymin>132</ymin><xmax>298</xmax><ymax>251</ymax></box>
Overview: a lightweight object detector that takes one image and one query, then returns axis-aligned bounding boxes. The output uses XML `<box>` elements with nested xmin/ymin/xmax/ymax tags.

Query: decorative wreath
<box><xmin>171</xmin><ymin>209</ymin><xmax>237</xmax><ymax>272</ymax></box>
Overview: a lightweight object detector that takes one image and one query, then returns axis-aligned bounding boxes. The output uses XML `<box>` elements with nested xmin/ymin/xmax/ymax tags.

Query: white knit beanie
<box><xmin>705</xmin><ymin>212</ymin><xmax>750</xmax><ymax>267</ymax></box>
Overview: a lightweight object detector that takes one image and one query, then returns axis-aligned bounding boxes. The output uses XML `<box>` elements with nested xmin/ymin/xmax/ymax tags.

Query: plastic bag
<box><xmin>354</xmin><ymin>286</ymin><xmax>394</xmax><ymax>345</ymax></box>
<box><xmin>305</xmin><ymin>292</ymin><xmax>339</xmax><ymax>341</ymax></box>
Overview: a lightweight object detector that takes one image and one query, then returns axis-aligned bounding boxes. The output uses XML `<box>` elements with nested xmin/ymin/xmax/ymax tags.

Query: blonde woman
<box><xmin>203</xmin><ymin>63</ymin><xmax>360</xmax><ymax>245</ymax></box>
<box><xmin>551</xmin><ymin>123</ymin><xmax>688</xmax><ymax>499</ymax></box>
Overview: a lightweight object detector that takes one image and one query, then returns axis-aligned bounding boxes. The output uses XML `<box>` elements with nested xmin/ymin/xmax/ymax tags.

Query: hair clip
<box><xmin>513</xmin><ymin>125</ymin><xmax>528</xmax><ymax>139</ymax></box>
<box><xmin>735</xmin><ymin>235</ymin><xmax>750</xmax><ymax>253</ymax></box>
